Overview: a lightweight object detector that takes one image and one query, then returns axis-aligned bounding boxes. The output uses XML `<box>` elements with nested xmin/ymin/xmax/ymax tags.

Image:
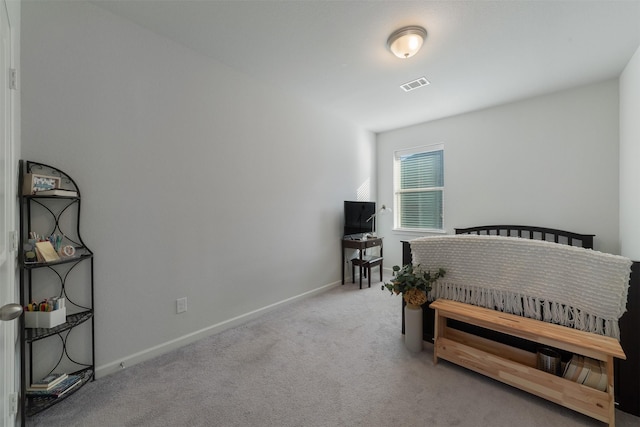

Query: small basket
<box><xmin>537</xmin><ymin>347</ymin><xmax>562</xmax><ymax>376</ymax></box>
<box><xmin>24</xmin><ymin>307</ymin><xmax>66</xmax><ymax>329</ymax></box>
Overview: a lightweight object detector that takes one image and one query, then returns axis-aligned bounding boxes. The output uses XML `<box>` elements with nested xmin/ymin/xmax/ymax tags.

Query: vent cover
<box><xmin>400</xmin><ymin>77</ymin><xmax>430</xmax><ymax>92</ymax></box>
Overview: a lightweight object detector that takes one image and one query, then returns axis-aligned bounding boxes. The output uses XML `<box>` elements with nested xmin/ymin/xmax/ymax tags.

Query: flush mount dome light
<box><xmin>387</xmin><ymin>26</ymin><xmax>427</xmax><ymax>59</ymax></box>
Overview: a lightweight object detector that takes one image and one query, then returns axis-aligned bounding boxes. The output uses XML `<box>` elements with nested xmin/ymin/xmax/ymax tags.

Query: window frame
<box><xmin>392</xmin><ymin>143</ymin><xmax>445</xmax><ymax>233</ymax></box>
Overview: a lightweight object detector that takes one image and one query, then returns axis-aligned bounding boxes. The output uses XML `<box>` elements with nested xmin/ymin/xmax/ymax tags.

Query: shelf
<box><xmin>24</xmin><ymin>311</ymin><xmax>93</xmax><ymax>343</ymax></box>
<box><xmin>436</xmin><ymin>337</ymin><xmax>612</xmax><ymax>423</ymax></box>
<box><xmin>22</xmin><ymin>248</ymin><xmax>93</xmax><ymax>270</ymax></box>
<box><xmin>431</xmin><ymin>299</ymin><xmax>624</xmax><ymax>427</ymax></box>
<box><xmin>26</xmin><ymin>367</ymin><xmax>94</xmax><ymax>417</ymax></box>
<box><xmin>19</xmin><ymin>160</ymin><xmax>96</xmax><ymax>426</ymax></box>
<box><xmin>25</xmin><ymin>194</ymin><xmax>80</xmax><ymax>200</ymax></box>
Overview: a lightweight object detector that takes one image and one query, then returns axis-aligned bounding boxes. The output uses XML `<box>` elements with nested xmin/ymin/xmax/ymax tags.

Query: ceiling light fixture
<box><xmin>387</xmin><ymin>26</ymin><xmax>427</xmax><ymax>59</ymax></box>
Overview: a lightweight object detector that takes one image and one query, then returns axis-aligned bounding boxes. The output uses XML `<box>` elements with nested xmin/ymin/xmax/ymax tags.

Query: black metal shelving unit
<box><xmin>18</xmin><ymin>160</ymin><xmax>95</xmax><ymax>425</ymax></box>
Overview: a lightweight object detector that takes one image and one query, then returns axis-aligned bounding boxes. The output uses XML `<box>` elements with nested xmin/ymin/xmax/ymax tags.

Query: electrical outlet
<box><xmin>176</xmin><ymin>297</ymin><xmax>187</xmax><ymax>313</ymax></box>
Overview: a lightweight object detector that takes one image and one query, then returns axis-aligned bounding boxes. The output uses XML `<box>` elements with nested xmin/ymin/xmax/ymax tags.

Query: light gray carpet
<box><xmin>28</xmin><ymin>276</ymin><xmax>640</xmax><ymax>426</ymax></box>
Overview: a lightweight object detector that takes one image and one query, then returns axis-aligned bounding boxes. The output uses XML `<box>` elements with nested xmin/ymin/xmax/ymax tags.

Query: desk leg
<box><xmin>380</xmin><ymin>245</ymin><xmax>383</xmax><ymax>282</ymax></box>
<box><xmin>341</xmin><ymin>247</ymin><xmax>345</xmax><ymax>285</ymax></box>
<box><xmin>359</xmin><ymin>252</ymin><xmax>363</xmax><ymax>289</ymax></box>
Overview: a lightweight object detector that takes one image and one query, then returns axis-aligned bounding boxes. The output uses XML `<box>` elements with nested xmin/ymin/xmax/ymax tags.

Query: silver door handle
<box><xmin>0</xmin><ymin>303</ymin><xmax>23</xmax><ymax>321</ymax></box>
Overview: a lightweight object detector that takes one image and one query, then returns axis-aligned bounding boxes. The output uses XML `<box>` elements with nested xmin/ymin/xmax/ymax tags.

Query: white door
<box><xmin>0</xmin><ymin>0</ymin><xmax>17</xmax><ymax>425</ymax></box>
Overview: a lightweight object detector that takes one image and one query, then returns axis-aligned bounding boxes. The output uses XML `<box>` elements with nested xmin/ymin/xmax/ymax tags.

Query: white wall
<box><xmin>21</xmin><ymin>1</ymin><xmax>375</xmax><ymax>376</ymax></box>
<box><xmin>620</xmin><ymin>45</ymin><xmax>640</xmax><ymax>261</ymax></box>
<box><xmin>377</xmin><ymin>81</ymin><xmax>621</xmax><ymax>267</ymax></box>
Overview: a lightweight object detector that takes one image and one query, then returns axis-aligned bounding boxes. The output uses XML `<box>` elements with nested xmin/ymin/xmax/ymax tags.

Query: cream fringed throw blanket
<box><xmin>411</xmin><ymin>235</ymin><xmax>632</xmax><ymax>339</ymax></box>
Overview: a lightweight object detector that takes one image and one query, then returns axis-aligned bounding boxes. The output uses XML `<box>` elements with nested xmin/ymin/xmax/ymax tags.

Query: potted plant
<box><xmin>382</xmin><ymin>264</ymin><xmax>445</xmax><ymax>307</ymax></box>
<box><xmin>382</xmin><ymin>264</ymin><xmax>445</xmax><ymax>352</ymax></box>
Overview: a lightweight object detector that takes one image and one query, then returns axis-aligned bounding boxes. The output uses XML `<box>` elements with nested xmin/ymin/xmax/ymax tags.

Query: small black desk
<box><xmin>341</xmin><ymin>237</ymin><xmax>383</xmax><ymax>288</ymax></box>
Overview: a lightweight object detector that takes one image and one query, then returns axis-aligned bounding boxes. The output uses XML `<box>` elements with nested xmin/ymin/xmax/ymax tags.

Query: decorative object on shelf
<box><xmin>24</xmin><ymin>232</ymin><xmax>79</xmax><ymax>264</ymax></box>
<box><xmin>60</xmin><ymin>245</ymin><xmax>76</xmax><ymax>257</ymax></box>
<box><xmin>383</xmin><ymin>264</ymin><xmax>445</xmax><ymax>351</ymax></box>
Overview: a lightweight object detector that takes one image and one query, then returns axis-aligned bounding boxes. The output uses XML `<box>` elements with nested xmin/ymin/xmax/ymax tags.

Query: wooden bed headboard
<box><xmin>454</xmin><ymin>225</ymin><xmax>595</xmax><ymax>249</ymax></box>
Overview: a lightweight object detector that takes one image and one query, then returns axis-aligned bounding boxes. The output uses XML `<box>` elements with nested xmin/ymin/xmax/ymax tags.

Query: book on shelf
<box><xmin>34</xmin><ymin>188</ymin><xmax>78</xmax><ymax>197</ymax></box>
<box><xmin>596</xmin><ymin>361</ymin><xmax>609</xmax><ymax>392</ymax></box>
<box><xmin>562</xmin><ymin>354</ymin><xmax>607</xmax><ymax>391</ymax></box>
<box><xmin>26</xmin><ymin>375</ymin><xmax>81</xmax><ymax>397</ymax></box>
<box><xmin>28</xmin><ymin>373</ymin><xmax>68</xmax><ymax>390</ymax></box>
<box><xmin>582</xmin><ymin>357</ymin><xmax>602</xmax><ymax>389</ymax></box>
<box><xmin>575</xmin><ymin>358</ymin><xmax>591</xmax><ymax>384</ymax></box>
<box><xmin>34</xmin><ymin>241</ymin><xmax>60</xmax><ymax>263</ymax></box>
<box><xmin>563</xmin><ymin>355</ymin><xmax>584</xmax><ymax>382</ymax></box>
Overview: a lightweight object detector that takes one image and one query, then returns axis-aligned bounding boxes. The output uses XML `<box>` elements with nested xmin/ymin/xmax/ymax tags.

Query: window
<box><xmin>393</xmin><ymin>144</ymin><xmax>444</xmax><ymax>231</ymax></box>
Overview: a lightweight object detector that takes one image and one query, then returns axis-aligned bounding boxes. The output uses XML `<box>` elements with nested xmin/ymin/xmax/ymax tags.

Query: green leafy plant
<box><xmin>382</xmin><ymin>264</ymin><xmax>446</xmax><ymax>306</ymax></box>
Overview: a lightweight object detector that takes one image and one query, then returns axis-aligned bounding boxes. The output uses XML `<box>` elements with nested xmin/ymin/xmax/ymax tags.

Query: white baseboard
<box><xmin>95</xmin><ymin>280</ymin><xmax>341</xmax><ymax>379</ymax></box>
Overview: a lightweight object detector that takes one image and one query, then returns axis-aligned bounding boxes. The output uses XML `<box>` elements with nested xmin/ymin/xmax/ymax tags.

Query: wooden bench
<box><xmin>430</xmin><ymin>299</ymin><xmax>626</xmax><ymax>426</ymax></box>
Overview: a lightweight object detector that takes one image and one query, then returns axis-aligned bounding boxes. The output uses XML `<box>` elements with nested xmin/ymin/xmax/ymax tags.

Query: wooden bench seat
<box><xmin>430</xmin><ymin>299</ymin><xmax>626</xmax><ymax>427</ymax></box>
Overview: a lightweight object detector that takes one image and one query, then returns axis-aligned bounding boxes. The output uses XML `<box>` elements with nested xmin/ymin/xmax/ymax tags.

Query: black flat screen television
<box><xmin>344</xmin><ymin>201</ymin><xmax>375</xmax><ymax>237</ymax></box>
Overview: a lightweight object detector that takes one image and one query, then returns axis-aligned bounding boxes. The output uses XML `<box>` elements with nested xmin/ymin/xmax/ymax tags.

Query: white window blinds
<box><xmin>394</xmin><ymin>144</ymin><xmax>444</xmax><ymax>231</ymax></box>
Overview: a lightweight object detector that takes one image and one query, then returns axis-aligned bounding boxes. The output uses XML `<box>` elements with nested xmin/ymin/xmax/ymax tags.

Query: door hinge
<box><xmin>9</xmin><ymin>392</ymin><xmax>18</xmax><ymax>415</ymax></box>
<box><xmin>9</xmin><ymin>68</ymin><xmax>17</xmax><ymax>90</ymax></box>
<box><xmin>10</xmin><ymin>230</ymin><xmax>18</xmax><ymax>252</ymax></box>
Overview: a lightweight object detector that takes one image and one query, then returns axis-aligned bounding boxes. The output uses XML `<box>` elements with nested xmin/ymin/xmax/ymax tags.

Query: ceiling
<box><xmin>92</xmin><ymin>0</ymin><xmax>640</xmax><ymax>133</ymax></box>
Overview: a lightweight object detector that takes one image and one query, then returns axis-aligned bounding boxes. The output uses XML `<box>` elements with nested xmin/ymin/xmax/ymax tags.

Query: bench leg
<box><xmin>433</xmin><ymin>309</ymin><xmax>442</xmax><ymax>365</ymax></box>
<box><xmin>607</xmin><ymin>355</ymin><xmax>615</xmax><ymax>427</ymax></box>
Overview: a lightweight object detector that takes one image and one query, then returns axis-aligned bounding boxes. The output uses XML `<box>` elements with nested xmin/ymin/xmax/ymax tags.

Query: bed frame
<box><xmin>400</xmin><ymin>224</ymin><xmax>640</xmax><ymax>416</ymax></box>
<box><xmin>453</xmin><ymin>224</ymin><xmax>594</xmax><ymax>249</ymax></box>
<box><xmin>401</xmin><ymin>224</ymin><xmax>594</xmax><ymax>342</ymax></box>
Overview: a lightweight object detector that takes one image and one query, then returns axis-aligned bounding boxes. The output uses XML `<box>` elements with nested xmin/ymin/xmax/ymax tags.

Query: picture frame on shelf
<box><xmin>23</xmin><ymin>173</ymin><xmax>62</xmax><ymax>195</ymax></box>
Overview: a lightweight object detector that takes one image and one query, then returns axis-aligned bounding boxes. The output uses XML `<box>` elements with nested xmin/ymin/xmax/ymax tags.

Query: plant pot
<box><xmin>404</xmin><ymin>304</ymin><xmax>423</xmax><ymax>352</ymax></box>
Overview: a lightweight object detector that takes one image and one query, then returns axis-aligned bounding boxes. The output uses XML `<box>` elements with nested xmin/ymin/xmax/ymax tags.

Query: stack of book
<box><xmin>34</xmin><ymin>188</ymin><xmax>78</xmax><ymax>197</ymax></box>
<box><xmin>26</xmin><ymin>373</ymin><xmax>82</xmax><ymax>398</ymax></box>
<box><xmin>562</xmin><ymin>355</ymin><xmax>608</xmax><ymax>391</ymax></box>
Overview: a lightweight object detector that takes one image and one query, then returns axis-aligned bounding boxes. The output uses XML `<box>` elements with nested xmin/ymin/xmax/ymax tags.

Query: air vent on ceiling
<box><xmin>400</xmin><ymin>77</ymin><xmax>430</xmax><ymax>92</ymax></box>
